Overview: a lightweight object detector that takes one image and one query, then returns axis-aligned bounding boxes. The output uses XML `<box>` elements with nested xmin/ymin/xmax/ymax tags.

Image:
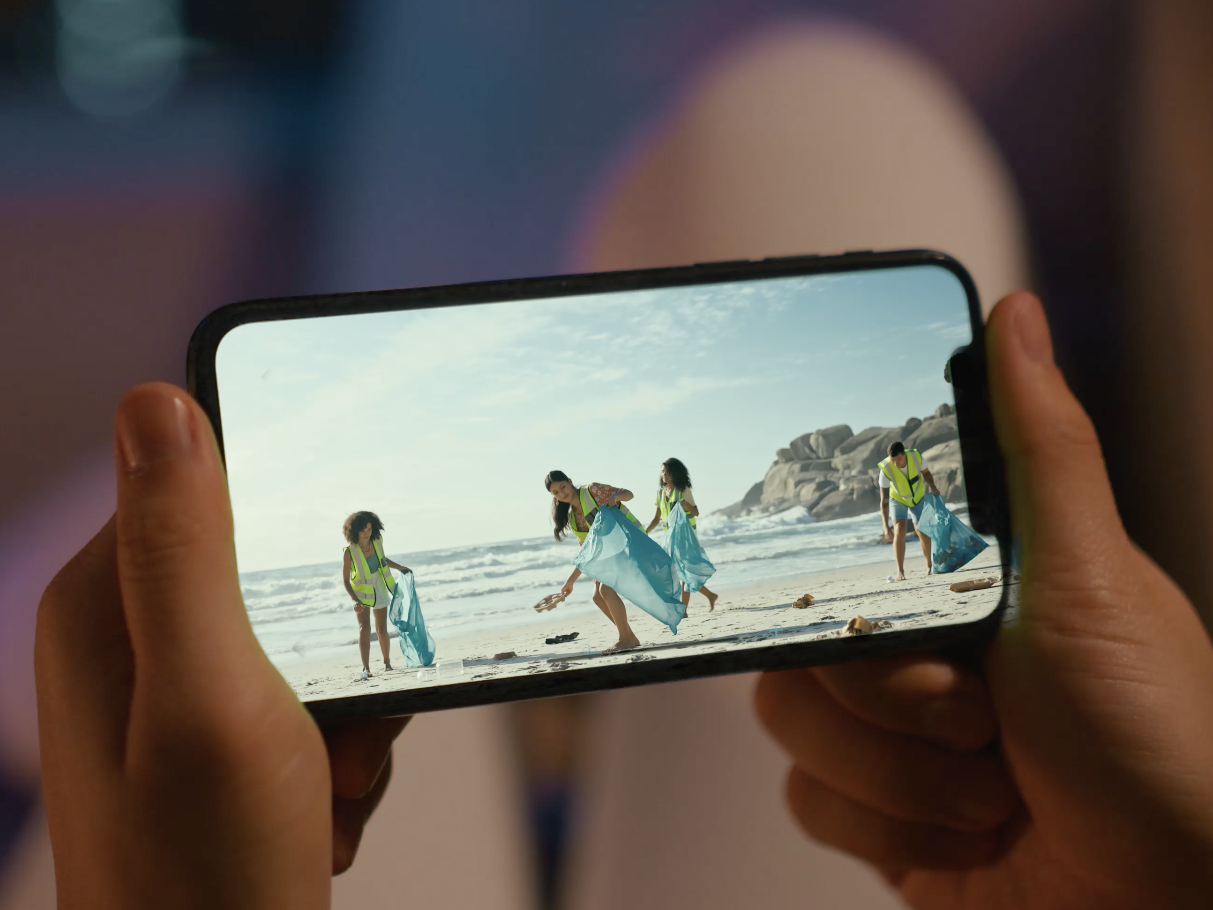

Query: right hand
<box><xmin>560</xmin><ymin>581</ymin><xmax>575</xmax><ymax>598</ymax></box>
<box><xmin>882</xmin><ymin>527</ymin><xmax>894</xmax><ymax>543</ymax></box>
<box><xmin>755</xmin><ymin>293</ymin><xmax>1213</xmax><ymax>908</ymax></box>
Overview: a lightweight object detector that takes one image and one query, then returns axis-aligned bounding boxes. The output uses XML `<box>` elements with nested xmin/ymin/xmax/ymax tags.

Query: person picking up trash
<box><xmin>878</xmin><ymin>440</ymin><xmax>940</xmax><ymax>580</ymax></box>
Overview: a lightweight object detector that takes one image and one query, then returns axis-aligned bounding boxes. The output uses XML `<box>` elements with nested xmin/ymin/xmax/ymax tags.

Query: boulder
<box><xmin>836</xmin><ymin>426</ymin><xmax>893</xmax><ymax>456</ymax></box>
<box><xmin>921</xmin><ymin>439</ymin><xmax>962</xmax><ymax>470</ymax></box>
<box><xmin>905</xmin><ymin>414</ymin><xmax>957</xmax><ymax>453</ymax></box>
<box><xmin>832</xmin><ymin>429</ymin><xmax>900</xmax><ymax>473</ymax></box>
<box><xmin>901</xmin><ymin>416</ymin><xmax>922</xmax><ymax>437</ymax></box>
<box><xmin>935</xmin><ymin>402</ymin><xmax>954</xmax><ymax>418</ymax></box>
<box><xmin>789</xmin><ymin>433</ymin><xmax>818</xmax><ymax>461</ymax></box>
<box><xmin>810</xmin><ymin>479</ymin><xmax>881</xmax><ymax>521</ymax></box>
<box><xmin>809</xmin><ymin>424</ymin><xmax>853</xmax><ymax>458</ymax></box>
<box><xmin>776</xmin><ymin>448</ymin><xmax>795</xmax><ymax>463</ymax></box>
<box><xmin>761</xmin><ymin>459</ymin><xmax>836</xmax><ymax>505</ymax></box>
<box><xmin>796</xmin><ymin>478</ymin><xmax>838</xmax><ymax>511</ymax></box>
<box><xmin>715</xmin><ymin>481</ymin><xmax>765</xmax><ymax>518</ymax></box>
<box><xmin>921</xmin><ymin>440</ymin><xmax>965</xmax><ymax>503</ymax></box>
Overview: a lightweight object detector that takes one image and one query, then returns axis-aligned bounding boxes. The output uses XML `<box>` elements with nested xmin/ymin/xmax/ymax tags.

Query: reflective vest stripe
<box><xmin>569</xmin><ymin>485</ymin><xmax>642</xmax><ymax>543</ymax></box>
<box><xmin>348</xmin><ymin>537</ymin><xmax>396</xmax><ymax>607</ymax></box>
<box><xmin>658</xmin><ymin>486</ymin><xmax>696</xmax><ymax>529</ymax></box>
<box><xmin>880</xmin><ymin>451</ymin><xmax>926</xmax><ymax>507</ymax></box>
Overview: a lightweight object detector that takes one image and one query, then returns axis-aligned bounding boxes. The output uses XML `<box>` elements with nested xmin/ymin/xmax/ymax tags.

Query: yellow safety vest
<box><xmin>879</xmin><ymin>450</ymin><xmax>926</xmax><ymax>508</ymax></box>
<box><xmin>347</xmin><ymin>537</ymin><xmax>396</xmax><ymax>607</ymax></box>
<box><xmin>568</xmin><ymin>485</ymin><xmax>642</xmax><ymax>543</ymax></box>
<box><xmin>658</xmin><ymin>486</ymin><xmax>697</xmax><ymax>530</ymax></box>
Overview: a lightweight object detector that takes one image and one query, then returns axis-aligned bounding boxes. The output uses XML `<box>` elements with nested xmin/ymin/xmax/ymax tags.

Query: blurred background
<box><xmin>2</xmin><ymin>0</ymin><xmax>1211</xmax><ymax>907</ymax></box>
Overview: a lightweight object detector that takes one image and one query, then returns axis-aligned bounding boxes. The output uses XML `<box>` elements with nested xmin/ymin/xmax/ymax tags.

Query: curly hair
<box><xmin>343</xmin><ymin>511</ymin><xmax>385</xmax><ymax>545</ymax></box>
<box><xmin>662</xmin><ymin>457</ymin><xmax>692</xmax><ymax>492</ymax></box>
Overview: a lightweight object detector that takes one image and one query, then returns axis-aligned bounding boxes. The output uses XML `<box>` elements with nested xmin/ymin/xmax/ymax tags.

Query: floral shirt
<box><xmin>571</xmin><ymin>482</ymin><xmax>625</xmax><ymax>532</ymax></box>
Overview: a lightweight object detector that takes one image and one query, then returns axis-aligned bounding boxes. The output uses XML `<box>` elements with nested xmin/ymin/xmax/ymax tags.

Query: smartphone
<box><xmin>188</xmin><ymin>250</ymin><xmax>1013</xmax><ymax>721</ymax></box>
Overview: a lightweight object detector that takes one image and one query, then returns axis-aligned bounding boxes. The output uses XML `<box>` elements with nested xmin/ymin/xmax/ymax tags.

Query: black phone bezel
<box><xmin>187</xmin><ymin>249</ymin><xmax>1012</xmax><ymax>722</ymax></box>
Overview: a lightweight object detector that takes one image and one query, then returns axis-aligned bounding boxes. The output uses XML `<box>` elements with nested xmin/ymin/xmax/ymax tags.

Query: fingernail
<box><xmin>116</xmin><ymin>389</ymin><xmax>195</xmax><ymax>471</ymax></box>
<box><xmin>1012</xmin><ymin>294</ymin><xmax>1054</xmax><ymax>364</ymax></box>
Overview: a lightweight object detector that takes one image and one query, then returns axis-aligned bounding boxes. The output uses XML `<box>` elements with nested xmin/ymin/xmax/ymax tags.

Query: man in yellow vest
<box><xmin>879</xmin><ymin>440</ymin><xmax>940</xmax><ymax>580</ymax></box>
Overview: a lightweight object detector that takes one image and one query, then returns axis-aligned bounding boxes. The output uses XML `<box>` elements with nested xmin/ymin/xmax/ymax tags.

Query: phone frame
<box><xmin>187</xmin><ymin>249</ymin><xmax>1011</xmax><ymax>722</ymax></box>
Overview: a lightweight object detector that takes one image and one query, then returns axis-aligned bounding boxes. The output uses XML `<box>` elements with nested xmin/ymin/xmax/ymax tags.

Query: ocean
<box><xmin>240</xmin><ymin>506</ymin><xmax>977</xmax><ymax>664</ymax></box>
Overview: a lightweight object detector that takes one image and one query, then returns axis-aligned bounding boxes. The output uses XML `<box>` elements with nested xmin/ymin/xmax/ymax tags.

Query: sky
<box><xmin>215</xmin><ymin>264</ymin><xmax>972</xmax><ymax>572</ymax></box>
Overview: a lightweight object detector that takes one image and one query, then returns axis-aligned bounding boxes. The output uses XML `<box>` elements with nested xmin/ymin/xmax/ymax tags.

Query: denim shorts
<box><xmin>889</xmin><ymin>499</ymin><xmax>925</xmax><ymax>524</ymax></box>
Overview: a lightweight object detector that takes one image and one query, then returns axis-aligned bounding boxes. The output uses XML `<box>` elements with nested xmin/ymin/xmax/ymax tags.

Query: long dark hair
<box><xmin>343</xmin><ymin>511</ymin><xmax>384</xmax><ymax>545</ymax></box>
<box><xmin>663</xmin><ymin>458</ymin><xmax>692</xmax><ymax>493</ymax></box>
<box><xmin>545</xmin><ymin>470</ymin><xmax>575</xmax><ymax>541</ymax></box>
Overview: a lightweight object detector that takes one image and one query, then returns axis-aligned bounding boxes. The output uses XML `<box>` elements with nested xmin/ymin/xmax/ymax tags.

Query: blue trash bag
<box><xmin>661</xmin><ymin>504</ymin><xmax>716</xmax><ymax>593</ymax></box>
<box><xmin>572</xmin><ymin>505</ymin><xmax>685</xmax><ymax>633</ymax></box>
<box><xmin>916</xmin><ymin>493</ymin><xmax>988</xmax><ymax>574</ymax></box>
<box><xmin>387</xmin><ymin>571</ymin><xmax>437</xmax><ymax>668</ymax></box>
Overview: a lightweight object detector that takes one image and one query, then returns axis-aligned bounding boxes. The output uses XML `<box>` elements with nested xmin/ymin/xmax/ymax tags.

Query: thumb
<box><xmin>113</xmin><ymin>383</ymin><xmax>268</xmax><ymax>702</ymax></box>
<box><xmin>985</xmin><ymin>292</ymin><xmax>1125</xmax><ymax>585</ymax></box>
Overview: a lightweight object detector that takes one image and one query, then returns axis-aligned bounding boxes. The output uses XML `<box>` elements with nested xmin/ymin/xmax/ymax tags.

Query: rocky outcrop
<box><xmin>717</xmin><ymin>405</ymin><xmax>965</xmax><ymax>521</ymax></box>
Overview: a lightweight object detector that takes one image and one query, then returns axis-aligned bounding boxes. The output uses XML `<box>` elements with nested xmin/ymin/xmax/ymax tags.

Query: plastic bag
<box><xmin>387</xmin><ymin>571</ymin><xmax>437</xmax><ymax>668</ymax></box>
<box><xmin>661</xmin><ymin>504</ymin><xmax>716</xmax><ymax>593</ymax></box>
<box><xmin>572</xmin><ymin>505</ymin><xmax>685</xmax><ymax>633</ymax></box>
<box><xmin>916</xmin><ymin>493</ymin><xmax>988</xmax><ymax>574</ymax></box>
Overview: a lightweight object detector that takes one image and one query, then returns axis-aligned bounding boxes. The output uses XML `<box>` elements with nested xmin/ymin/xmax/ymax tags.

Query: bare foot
<box><xmin>706</xmin><ymin>591</ymin><xmax>718</xmax><ymax>611</ymax></box>
<box><xmin>603</xmin><ymin>634</ymin><xmax>641</xmax><ymax>653</ymax></box>
<box><xmin>895</xmin><ymin>571</ymin><xmax>906</xmax><ymax>581</ymax></box>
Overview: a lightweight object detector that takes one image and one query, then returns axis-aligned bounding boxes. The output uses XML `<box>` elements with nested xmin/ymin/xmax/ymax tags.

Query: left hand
<box><xmin>929</xmin><ymin>485</ymin><xmax>940</xmax><ymax>496</ymax></box>
<box><xmin>36</xmin><ymin>383</ymin><xmax>407</xmax><ymax>908</ymax></box>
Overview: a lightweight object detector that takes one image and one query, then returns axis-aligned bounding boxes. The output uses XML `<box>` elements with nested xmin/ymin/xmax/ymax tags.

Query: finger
<box><xmin>784</xmin><ymin>767</ymin><xmax>1003</xmax><ymax>871</ymax></box>
<box><xmin>112</xmin><ymin>384</ymin><xmax>265</xmax><ymax>696</ymax></box>
<box><xmin>332</xmin><ymin>748</ymin><xmax>395</xmax><ymax>876</ymax></box>
<box><xmin>322</xmin><ymin>716</ymin><xmax>411</xmax><ymax>800</ymax></box>
<box><xmin>811</xmin><ymin>655</ymin><xmax>998</xmax><ymax>751</ymax></box>
<box><xmin>35</xmin><ymin>517</ymin><xmax>132</xmax><ymax>768</ymax></box>
<box><xmin>755</xmin><ymin>670</ymin><xmax>1018</xmax><ymax>832</ymax></box>
<box><xmin>986</xmin><ymin>293</ymin><xmax>1125</xmax><ymax>573</ymax></box>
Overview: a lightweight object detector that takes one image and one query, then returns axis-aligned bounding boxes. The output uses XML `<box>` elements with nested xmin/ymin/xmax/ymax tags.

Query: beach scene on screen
<box><xmin>215</xmin><ymin>265</ymin><xmax>1014</xmax><ymax>702</ymax></box>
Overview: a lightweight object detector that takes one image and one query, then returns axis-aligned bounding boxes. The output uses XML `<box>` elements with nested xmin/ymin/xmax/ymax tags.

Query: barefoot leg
<box><xmin>915</xmin><ymin>524</ymin><xmax>933</xmax><ymax>575</ymax></box>
<box><xmin>893</xmin><ymin>519</ymin><xmax>908</xmax><ymax>581</ymax></box>
<box><xmin>355</xmin><ymin>606</ymin><xmax>372</xmax><ymax>673</ymax></box>
<box><xmin>593</xmin><ymin>582</ymin><xmax>617</xmax><ymax>627</ymax></box>
<box><xmin>373</xmin><ymin>608</ymin><xmax>392</xmax><ymax>667</ymax></box>
<box><xmin>700</xmin><ymin>585</ymin><xmax>718</xmax><ymax>611</ymax></box>
<box><xmin>599</xmin><ymin>585</ymin><xmax>640</xmax><ymax>651</ymax></box>
<box><xmin>681</xmin><ymin>587</ymin><xmax>691</xmax><ymax>617</ymax></box>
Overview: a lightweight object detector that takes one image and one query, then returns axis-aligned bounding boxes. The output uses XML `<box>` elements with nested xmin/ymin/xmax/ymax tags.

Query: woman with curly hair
<box><xmin>342</xmin><ymin>510</ymin><xmax>412</xmax><ymax>680</ymax></box>
<box><xmin>645</xmin><ymin>458</ymin><xmax>719</xmax><ymax>614</ymax></box>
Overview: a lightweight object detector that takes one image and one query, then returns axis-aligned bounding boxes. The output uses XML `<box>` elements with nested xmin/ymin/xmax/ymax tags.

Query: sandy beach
<box><xmin>279</xmin><ymin>547</ymin><xmax>1012</xmax><ymax>703</ymax></box>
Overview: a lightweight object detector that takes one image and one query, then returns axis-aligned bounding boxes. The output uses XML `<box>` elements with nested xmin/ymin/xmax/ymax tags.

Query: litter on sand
<box><xmin>791</xmin><ymin>593</ymin><xmax>815</xmax><ymax>609</ymax></box>
<box><xmin>492</xmin><ymin>650</ymin><xmax>517</xmax><ymax>661</ymax></box>
<box><xmin>545</xmin><ymin>632</ymin><xmax>580</xmax><ymax>645</ymax></box>
<box><xmin>844</xmin><ymin>616</ymin><xmax>892</xmax><ymax>635</ymax></box>
<box><xmin>948</xmin><ymin>577</ymin><xmax>998</xmax><ymax>593</ymax></box>
<box><xmin>533</xmin><ymin>592</ymin><xmax>567</xmax><ymax>612</ymax></box>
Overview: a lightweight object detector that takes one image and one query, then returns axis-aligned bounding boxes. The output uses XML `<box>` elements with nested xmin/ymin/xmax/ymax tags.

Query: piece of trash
<box><xmin>492</xmin><ymin>650</ymin><xmax>517</xmax><ymax>661</ymax></box>
<box><xmin>886</xmin><ymin>575</ymin><xmax>896</xmax><ymax>583</ymax></box>
<box><xmin>437</xmin><ymin>659</ymin><xmax>464</xmax><ymax>678</ymax></box>
<box><xmin>948</xmin><ymin>577</ymin><xmax>997</xmax><ymax>593</ymax></box>
<box><xmin>844</xmin><ymin>616</ymin><xmax>892</xmax><ymax>635</ymax></box>
<box><xmin>545</xmin><ymin>632</ymin><xmax>580</xmax><ymax>645</ymax></box>
<box><xmin>533</xmin><ymin>592</ymin><xmax>567</xmax><ymax>612</ymax></box>
<box><xmin>791</xmin><ymin>593</ymin><xmax>814</xmax><ymax>609</ymax></box>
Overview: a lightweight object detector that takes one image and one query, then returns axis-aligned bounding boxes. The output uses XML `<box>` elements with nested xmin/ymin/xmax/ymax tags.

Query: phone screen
<box><xmin>213</xmin><ymin>262</ymin><xmax>1008</xmax><ymax>706</ymax></box>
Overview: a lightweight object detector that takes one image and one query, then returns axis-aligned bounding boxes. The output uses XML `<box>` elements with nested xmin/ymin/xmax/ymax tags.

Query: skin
<box><xmin>644</xmin><ymin>464</ymin><xmax>719</xmax><ymax>614</ymax></box>
<box><xmin>341</xmin><ymin>523</ymin><xmax>412</xmax><ymax>675</ymax></box>
<box><xmin>755</xmin><ymin>293</ymin><xmax>1213</xmax><ymax>909</ymax></box>
<box><xmin>549</xmin><ymin>477</ymin><xmax>641</xmax><ymax>652</ymax></box>
<box><xmin>35</xmin><ymin>383</ymin><xmax>409</xmax><ymax>908</ymax></box>
<box><xmin>880</xmin><ymin>454</ymin><xmax>940</xmax><ymax>580</ymax></box>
